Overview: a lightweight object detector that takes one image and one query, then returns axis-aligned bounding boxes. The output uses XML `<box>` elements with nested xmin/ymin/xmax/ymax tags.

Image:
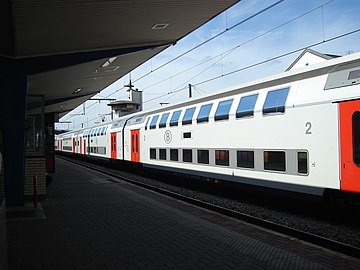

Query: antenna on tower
<box><xmin>124</xmin><ymin>73</ymin><xmax>135</xmax><ymax>91</ymax></box>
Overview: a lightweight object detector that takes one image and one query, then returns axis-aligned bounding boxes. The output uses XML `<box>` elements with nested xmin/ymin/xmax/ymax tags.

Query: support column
<box><xmin>2</xmin><ymin>64</ymin><xmax>27</xmax><ymax>206</ymax></box>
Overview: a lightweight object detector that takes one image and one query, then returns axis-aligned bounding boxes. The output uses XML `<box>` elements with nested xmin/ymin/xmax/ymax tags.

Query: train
<box><xmin>56</xmin><ymin>51</ymin><xmax>360</xmax><ymax>201</ymax></box>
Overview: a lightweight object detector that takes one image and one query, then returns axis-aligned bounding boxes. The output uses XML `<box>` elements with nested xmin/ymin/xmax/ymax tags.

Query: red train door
<box><xmin>72</xmin><ymin>138</ymin><xmax>76</xmax><ymax>153</ymax></box>
<box><xmin>80</xmin><ymin>137</ymin><xmax>82</xmax><ymax>154</ymax></box>
<box><xmin>83</xmin><ymin>139</ymin><xmax>86</xmax><ymax>155</ymax></box>
<box><xmin>111</xmin><ymin>132</ymin><xmax>117</xmax><ymax>159</ymax></box>
<box><xmin>339</xmin><ymin>100</ymin><xmax>360</xmax><ymax>193</ymax></box>
<box><xmin>131</xmin><ymin>129</ymin><xmax>140</xmax><ymax>162</ymax></box>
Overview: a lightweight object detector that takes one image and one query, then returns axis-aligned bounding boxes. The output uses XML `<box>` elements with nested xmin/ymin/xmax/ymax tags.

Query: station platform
<box><xmin>6</xmin><ymin>157</ymin><xmax>360</xmax><ymax>270</ymax></box>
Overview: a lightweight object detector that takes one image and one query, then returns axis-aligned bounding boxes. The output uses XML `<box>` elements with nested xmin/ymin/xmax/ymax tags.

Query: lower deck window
<box><xmin>150</xmin><ymin>148</ymin><xmax>156</xmax><ymax>159</ymax></box>
<box><xmin>183</xmin><ymin>149</ymin><xmax>192</xmax><ymax>163</ymax></box>
<box><xmin>197</xmin><ymin>150</ymin><xmax>209</xmax><ymax>164</ymax></box>
<box><xmin>264</xmin><ymin>151</ymin><xmax>286</xmax><ymax>172</ymax></box>
<box><xmin>297</xmin><ymin>152</ymin><xmax>308</xmax><ymax>174</ymax></box>
<box><xmin>215</xmin><ymin>150</ymin><xmax>229</xmax><ymax>166</ymax></box>
<box><xmin>170</xmin><ymin>149</ymin><xmax>178</xmax><ymax>161</ymax></box>
<box><xmin>159</xmin><ymin>149</ymin><xmax>167</xmax><ymax>160</ymax></box>
<box><xmin>353</xmin><ymin>111</ymin><xmax>360</xmax><ymax>166</ymax></box>
<box><xmin>237</xmin><ymin>151</ymin><xmax>254</xmax><ymax>169</ymax></box>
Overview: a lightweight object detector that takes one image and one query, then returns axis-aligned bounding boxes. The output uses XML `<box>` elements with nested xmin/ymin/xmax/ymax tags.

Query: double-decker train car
<box><xmin>56</xmin><ymin>51</ymin><xmax>360</xmax><ymax>199</ymax></box>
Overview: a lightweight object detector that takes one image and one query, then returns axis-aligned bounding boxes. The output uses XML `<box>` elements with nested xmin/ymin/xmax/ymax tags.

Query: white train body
<box><xmin>55</xmin><ymin>52</ymin><xmax>360</xmax><ymax>196</ymax></box>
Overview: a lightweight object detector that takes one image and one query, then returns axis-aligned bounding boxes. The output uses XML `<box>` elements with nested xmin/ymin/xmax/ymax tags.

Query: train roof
<box><xmin>142</xmin><ymin>51</ymin><xmax>360</xmax><ymax>116</ymax></box>
<box><xmin>58</xmin><ymin>51</ymin><xmax>360</xmax><ymax>136</ymax></box>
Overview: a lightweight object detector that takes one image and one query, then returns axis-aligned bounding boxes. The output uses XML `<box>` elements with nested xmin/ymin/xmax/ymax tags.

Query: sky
<box><xmin>56</xmin><ymin>0</ymin><xmax>360</xmax><ymax>131</ymax></box>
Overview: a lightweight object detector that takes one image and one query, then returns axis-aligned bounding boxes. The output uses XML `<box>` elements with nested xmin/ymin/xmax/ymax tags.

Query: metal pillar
<box><xmin>2</xmin><ymin>63</ymin><xmax>27</xmax><ymax>206</ymax></box>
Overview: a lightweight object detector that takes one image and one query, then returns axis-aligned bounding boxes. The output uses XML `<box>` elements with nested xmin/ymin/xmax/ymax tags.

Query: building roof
<box><xmin>286</xmin><ymin>48</ymin><xmax>340</xmax><ymax>71</ymax></box>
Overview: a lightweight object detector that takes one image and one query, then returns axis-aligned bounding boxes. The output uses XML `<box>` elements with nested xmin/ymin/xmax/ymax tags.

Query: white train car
<box><xmin>56</xmin><ymin>51</ymin><xmax>360</xmax><ymax>197</ymax></box>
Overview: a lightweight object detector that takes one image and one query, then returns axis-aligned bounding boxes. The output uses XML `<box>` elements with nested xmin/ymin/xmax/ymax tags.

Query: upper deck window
<box><xmin>150</xmin><ymin>115</ymin><xmax>159</xmax><ymax>129</ymax></box>
<box><xmin>263</xmin><ymin>88</ymin><xmax>289</xmax><ymax>115</ymax></box>
<box><xmin>197</xmin><ymin>103</ymin><xmax>213</xmax><ymax>123</ymax></box>
<box><xmin>145</xmin><ymin>117</ymin><xmax>151</xmax><ymax>130</ymax></box>
<box><xmin>159</xmin><ymin>113</ymin><xmax>170</xmax><ymax>128</ymax></box>
<box><xmin>215</xmin><ymin>99</ymin><xmax>233</xmax><ymax>121</ymax></box>
<box><xmin>236</xmin><ymin>94</ymin><xmax>258</xmax><ymax>118</ymax></box>
<box><xmin>170</xmin><ymin>110</ymin><xmax>182</xmax><ymax>127</ymax></box>
<box><xmin>182</xmin><ymin>107</ymin><xmax>196</xmax><ymax>125</ymax></box>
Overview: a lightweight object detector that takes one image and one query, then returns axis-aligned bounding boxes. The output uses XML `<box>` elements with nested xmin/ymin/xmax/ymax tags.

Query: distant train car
<box><xmin>56</xmin><ymin>51</ymin><xmax>360</xmax><ymax>198</ymax></box>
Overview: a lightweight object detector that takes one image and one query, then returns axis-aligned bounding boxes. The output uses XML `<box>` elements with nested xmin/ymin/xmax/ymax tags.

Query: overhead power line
<box><xmin>133</xmin><ymin>0</ymin><xmax>286</xmax><ymax>84</ymax></box>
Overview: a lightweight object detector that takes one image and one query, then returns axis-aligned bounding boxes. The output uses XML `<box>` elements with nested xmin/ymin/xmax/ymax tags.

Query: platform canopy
<box><xmin>0</xmin><ymin>0</ymin><xmax>239</xmax><ymax>118</ymax></box>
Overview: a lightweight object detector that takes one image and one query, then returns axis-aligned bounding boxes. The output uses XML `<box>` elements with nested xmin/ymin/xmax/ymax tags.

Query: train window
<box><xmin>215</xmin><ymin>99</ymin><xmax>233</xmax><ymax>121</ymax></box>
<box><xmin>263</xmin><ymin>87</ymin><xmax>289</xmax><ymax>115</ymax></box>
<box><xmin>101</xmin><ymin>127</ymin><xmax>106</xmax><ymax>135</ymax></box>
<box><xmin>183</xmin><ymin>149</ymin><xmax>193</xmax><ymax>162</ymax></box>
<box><xmin>97</xmin><ymin>128</ymin><xmax>101</xmax><ymax>136</ymax></box>
<box><xmin>159</xmin><ymin>113</ymin><xmax>170</xmax><ymax>128</ymax></box>
<box><xmin>159</xmin><ymin>149</ymin><xmax>167</xmax><ymax>160</ymax></box>
<box><xmin>170</xmin><ymin>149</ymin><xmax>179</xmax><ymax>161</ymax></box>
<box><xmin>348</xmin><ymin>69</ymin><xmax>360</xmax><ymax>80</ymax></box>
<box><xmin>170</xmin><ymin>110</ymin><xmax>182</xmax><ymax>127</ymax></box>
<box><xmin>150</xmin><ymin>115</ymin><xmax>159</xmax><ymax>129</ymax></box>
<box><xmin>197</xmin><ymin>150</ymin><xmax>209</xmax><ymax>164</ymax></box>
<box><xmin>215</xmin><ymin>150</ymin><xmax>229</xmax><ymax>166</ymax></box>
<box><xmin>297</xmin><ymin>151</ymin><xmax>308</xmax><ymax>174</ymax></box>
<box><xmin>197</xmin><ymin>103</ymin><xmax>213</xmax><ymax>123</ymax></box>
<box><xmin>150</xmin><ymin>148</ymin><xmax>157</xmax><ymax>159</ymax></box>
<box><xmin>237</xmin><ymin>150</ymin><xmax>254</xmax><ymax>169</ymax></box>
<box><xmin>182</xmin><ymin>107</ymin><xmax>196</xmax><ymax>125</ymax></box>
<box><xmin>236</xmin><ymin>94</ymin><xmax>258</xmax><ymax>118</ymax></box>
<box><xmin>353</xmin><ymin>111</ymin><xmax>360</xmax><ymax>166</ymax></box>
<box><xmin>183</xmin><ymin>132</ymin><xmax>191</xmax><ymax>139</ymax></box>
<box><xmin>145</xmin><ymin>117</ymin><xmax>151</xmax><ymax>130</ymax></box>
<box><xmin>264</xmin><ymin>151</ymin><xmax>286</xmax><ymax>172</ymax></box>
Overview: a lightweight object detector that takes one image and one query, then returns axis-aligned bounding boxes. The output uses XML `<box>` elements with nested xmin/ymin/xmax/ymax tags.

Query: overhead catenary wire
<box><xmin>60</xmin><ymin>0</ymin><xmax>316</xmax><ymax>122</ymax></box>
<box><xmin>133</xmin><ymin>0</ymin><xmax>286</xmax><ymax>84</ymax></box>
<box><xmin>61</xmin><ymin>0</ymin><xmax>358</xmax><ymax>130</ymax></box>
<box><xmin>141</xmin><ymin>28</ymin><xmax>360</xmax><ymax>105</ymax></box>
<box><xmin>65</xmin><ymin>26</ymin><xmax>360</xmax><ymax>131</ymax></box>
<box><xmin>141</xmin><ymin>0</ymin><xmax>336</xmax><ymax>95</ymax></box>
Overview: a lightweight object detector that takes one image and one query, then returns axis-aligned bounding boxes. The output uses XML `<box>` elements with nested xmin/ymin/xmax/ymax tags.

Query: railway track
<box><xmin>57</xmin><ymin>155</ymin><xmax>360</xmax><ymax>259</ymax></box>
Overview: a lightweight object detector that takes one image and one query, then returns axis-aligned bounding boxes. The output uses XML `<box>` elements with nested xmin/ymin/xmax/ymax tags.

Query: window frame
<box><xmin>145</xmin><ymin>117</ymin><xmax>151</xmax><ymax>130</ymax></box>
<box><xmin>159</xmin><ymin>149</ymin><xmax>167</xmax><ymax>160</ymax></box>
<box><xmin>197</xmin><ymin>149</ymin><xmax>210</xmax><ymax>164</ymax></box>
<box><xmin>264</xmin><ymin>150</ymin><xmax>286</xmax><ymax>172</ymax></box>
<box><xmin>197</xmin><ymin>103</ymin><xmax>213</xmax><ymax>123</ymax></box>
<box><xmin>159</xmin><ymin>113</ymin><xmax>170</xmax><ymax>128</ymax></box>
<box><xmin>170</xmin><ymin>149</ymin><xmax>179</xmax><ymax>161</ymax></box>
<box><xmin>215</xmin><ymin>149</ymin><xmax>230</xmax><ymax>166</ymax></box>
<box><xmin>263</xmin><ymin>87</ymin><xmax>289</xmax><ymax>115</ymax></box>
<box><xmin>215</xmin><ymin>99</ymin><xmax>233</xmax><ymax>121</ymax></box>
<box><xmin>150</xmin><ymin>115</ymin><xmax>159</xmax><ymax>129</ymax></box>
<box><xmin>182</xmin><ymin>149</ymin><xmax>193</xmax><ymax>163</ymax></box>
<box><xmin>297</xmin><ymin>151</ymin><xmax>309</xmax><ymax>175</ymax></box>
<box><xmin>170</xmin><ymin>110</ymin><xmax>182</xmax><ymax>127</ymax></box>
<box><xmin>236</xmin><ymin>94</ymin><xmax>258</xmax><ymax>119</ymax></box>
<box><xmin>150</xmin><ymin>148</ymin><xmax>157</xmax><ymax>159</ymax></box>
<box><xmin>182</xmin><ymin>107</ymin><xmax>196</xmax><ymax>125</ymax></box>
<box><xmin>237</xmin><ymin>150</ymin><xmax>255</xmax><ymax>169</ymax></box>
